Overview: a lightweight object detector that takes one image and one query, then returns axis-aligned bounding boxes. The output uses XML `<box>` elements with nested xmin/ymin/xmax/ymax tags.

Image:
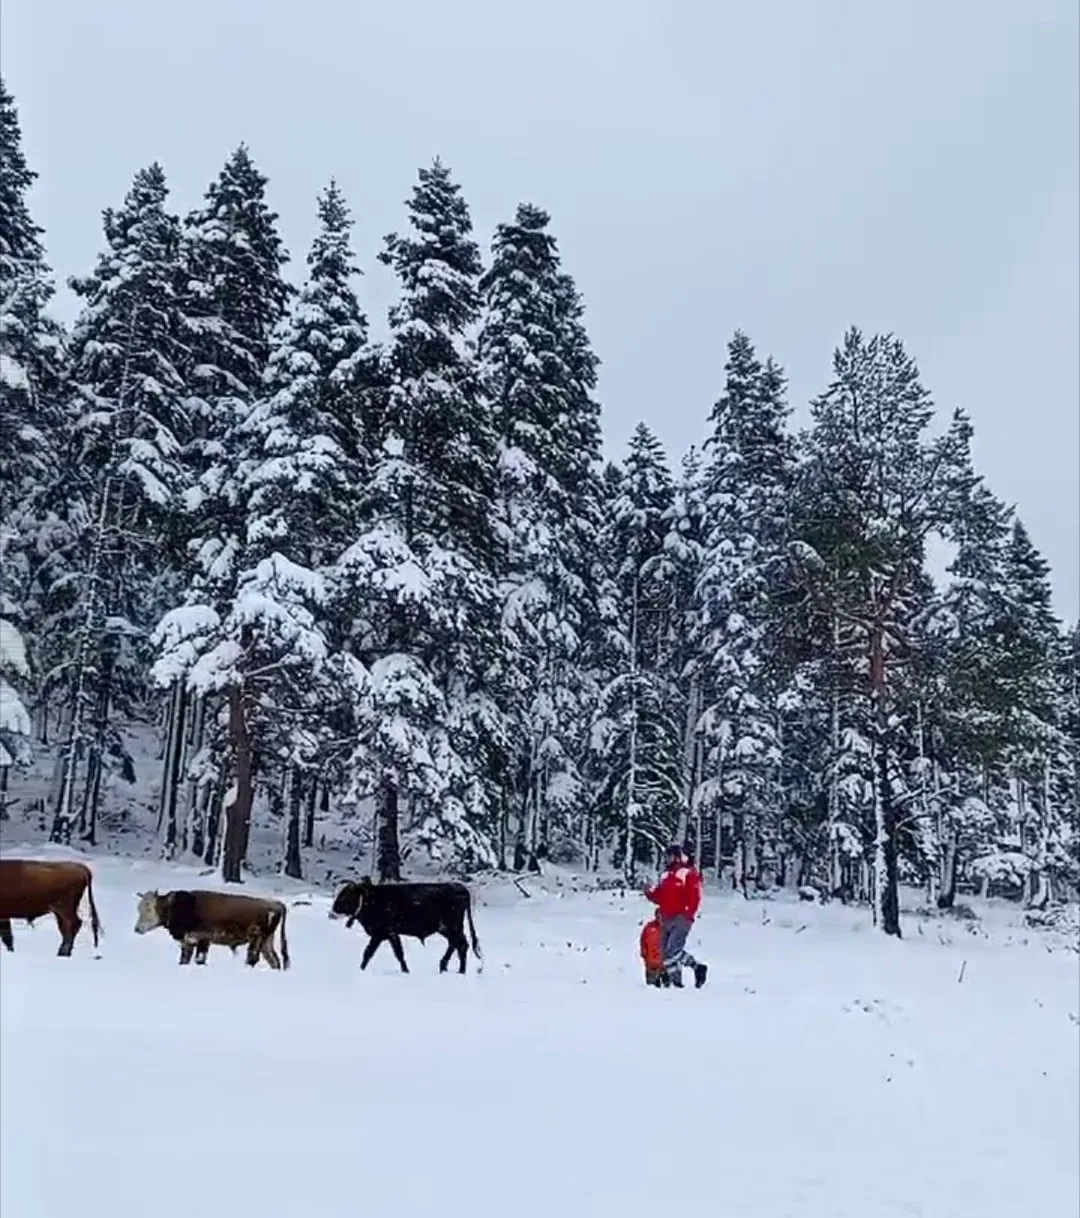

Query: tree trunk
<box><xmin>202</xmin><ymin>782</ymin><xmax>220</xmax><ymax>866</ymax></box>
<box><xmin>79</xmin><ymin>740</ymin><xmax>104</xmax><ymax>847</ymax></box>
<box><xmin>513</xmin><ymin>745</ymin><xmax>536</xmax><ymax>870</ymax></box>
<box><xmin>303</xmin><ymin>776</ymin><xmax>319</xmax><ymax>849</ymax></box>
<box><xmin>159</xmin><ymin>683</ymin><xmax>188</xmax><ymax>856</ymax></box>
<box><xmin>827</xmin><ymin>616</ymin><xmax>843</xmax><ymax>897</ymax></box>
<box><xmin>870</xmin><ymin>629</ymin><xmax>902</xmax><ymax>937</ymax></box>
<box><xmin>937</xmin><ymin>830</ymin><xmax>959</xmax><ymax>909</ymax></box>
<box><xmin>283</xmin><ymin>766</ymin><xmax>303</xmax><ymax>879</ymax></box>
<box><xmin>624</xmin><ymin>577</ymin><xmax>640</xmax><ymax>882</ymax></box>
<box><xmin>732</xmin><ymin>812</ymin><xmax>747</xmax><ymax>895</ymax></box>
<box><xmin>676</xmin><ymin>672</ymin><xmax>700</xmax><ymax>844</ymax></box>
<box><xmin>743</xmin><ymin>809</ymin><xmax>759</xmax><ymax>892</ymax></box>
<box><xmin>376</xmin><ymin>775</ymin><xmax>401</xmax><ymax>881</ymax></box>
<box><xmin>183</xmin><ymin>694</ymin><xmax>207</xmax><ymax>853</ymax></box>
<box><xmin>1026</xmin><ymin>760</ymin><xmax>1053</xmax><ymax>911</ymax></box>
<box><xmin>221</xmin><ymin>684</ymin><xmax>254</xmax><ymax>884</ymax></box>
<box><xmin>926</xmin><ymin>758</ymin><xmax>941</xmax><ymax>906</ymax></box>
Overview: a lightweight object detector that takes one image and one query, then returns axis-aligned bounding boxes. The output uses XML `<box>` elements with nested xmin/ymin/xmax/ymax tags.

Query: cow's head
<box><xmin>330</xmin><ymin>877</ymin><xmax>373</xmax><ymax>927</ymax></box>
<box><xmin>134</xmin><ymin>891</ymin><xmax>165</xmax><ymax>934</ymax></box>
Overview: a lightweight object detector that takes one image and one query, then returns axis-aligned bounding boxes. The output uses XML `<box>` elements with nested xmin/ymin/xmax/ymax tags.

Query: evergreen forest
<box><xmin>2</xmin><ymin>77</ymin><xmax>1077</xmax><ymax>937</ymax></box>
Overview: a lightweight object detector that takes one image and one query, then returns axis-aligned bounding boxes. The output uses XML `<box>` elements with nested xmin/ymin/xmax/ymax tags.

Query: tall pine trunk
<box><xmin>283</xmin><ymin>766</ymin><xmax>303</xmax><ymax>879</ymax></box>
<box><xmin>158</xmin><ymin>683</ymin><xmax>188</xmax><ymax>856</ymax></box>
<box><xmin>221</xmin><ymin>684</ymin><xmax>254</xmax><ymax>883</ymax></box>
<box><xmin>870</xmin><ymin>630</ymin><xmax>901</xmax><ymax>937</ymax></box>
<box><xmin>624</xmin><ymin>576</ymin><xmax>640</xmax><ymax>881</ymax></box>
<box><xmin>376</xmin><ymin>775</ymin><xmax>401</xmax><ymax>881</ymax></box>
<box><xmin>828</xmin><ymin>616</ymin><xmax>843</xmax><ymax>896</ymax></box>
<box><xmin>676</xmin><ymin>672</ymin><xmax>700</xmax><ymax>844</ymax></box>
<box><xmin>303</xmin><ymin>776</ymin><xmax>319</xmax><ymax>849</ymax></box>
<box><xmin>1026</xmin><ymin>760</ymin><xmax>1053</xmax><ymax>910</ymax></box>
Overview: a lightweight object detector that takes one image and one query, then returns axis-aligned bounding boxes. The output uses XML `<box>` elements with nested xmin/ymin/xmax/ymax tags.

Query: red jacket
<box><xmin>646</xmin><ymin>863</ymin><xmax>703</xmax><ymax>922</ymax></box>
<box><xmin>640</xmin><ymin>919</ymin><xmax>663</xmax><ymax>971</ymax></box>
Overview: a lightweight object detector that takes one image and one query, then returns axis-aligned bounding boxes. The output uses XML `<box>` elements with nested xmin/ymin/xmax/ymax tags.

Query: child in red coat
<box><xmin>639</xmin><ymin>913</ymin><xmax>668</xmax><ymax>987</ymax></box>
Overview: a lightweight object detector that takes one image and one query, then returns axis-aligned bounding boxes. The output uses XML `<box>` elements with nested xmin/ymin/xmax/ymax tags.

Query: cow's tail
<box><xmin>465</xmin><ymin>895</ymin><xmax>483</xmax><ymax>972</ymax></box>
<box><xmin>278</xmin><ymin>906</ymin><xmax>290</xmax><ymax>971</ymax></box>
<box><xmin>84</xmin><ymin>873</ymin><xmax>103</xmax><ymax>949</ymax></box>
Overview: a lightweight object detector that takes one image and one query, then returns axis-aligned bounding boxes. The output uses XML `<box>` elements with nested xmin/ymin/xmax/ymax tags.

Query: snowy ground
<box><xmin>1</xmin><ymin>848</ymin><xmax>1078</xmax><ymax>1218</ymax></box>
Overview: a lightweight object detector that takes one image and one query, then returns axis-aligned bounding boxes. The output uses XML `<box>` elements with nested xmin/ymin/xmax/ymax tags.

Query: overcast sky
<box><xmin>4</xmin><ymin>0</ymin><xmax>1077</xmax><ymax>618</ymax></box>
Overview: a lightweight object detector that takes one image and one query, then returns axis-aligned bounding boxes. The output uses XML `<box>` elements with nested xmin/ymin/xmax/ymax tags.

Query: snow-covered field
<box><xmin>2</xmin><ymin>850</ymin><xmax>1078</xmax><ymax>1218</ymax></box>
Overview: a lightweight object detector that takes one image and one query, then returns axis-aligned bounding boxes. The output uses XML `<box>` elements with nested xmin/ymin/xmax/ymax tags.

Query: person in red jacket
<box><xmin>644</xmin><ymin>843</ymin><xmax>708</xmax><ymax>988</ymax></box>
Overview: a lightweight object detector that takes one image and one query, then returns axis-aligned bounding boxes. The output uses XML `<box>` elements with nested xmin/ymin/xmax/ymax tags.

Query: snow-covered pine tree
<box><xmin>695</xmin><ymin>332</ymin><xmax>795</xmax><ymax>893</ymax></box>
<box><xmin>917</xmin><ymin>473</ymin><xmax>1018</xmax><ymax>905</ymax></box>
<box><xmin>335</xmin><ymin>159</ymin><xmax>502</xmax><ymax>879</ymax></box>
<box><xmin>478</xmin><ymin>202</ymin><xmax>605</xmax><ymax>869</ymax></box>
<box><xmin>152</xmin><ymin>146</ymin><xmax>294</xmax><ymax>880</ymax></box>
<box><xmin>1056</xmin><ymin>622</ymin><xmax>1080</xmax><ymax>892</ymax></box>
<box><xmin>0</xmin><ymin>77</ymin><xmax>66</xmax><ymax>788</ymax></box>
<box><xmin>790</xmin><ymin>328</ymin><xmax>971</xmax><ymax>937</ymax></box>
<box><xmin>658</xmin><ymin>446</ymin><xmax>709</xmax><ymax>856</ymax></box>
<box><xmin>235</xmin><ymin>180</ymin><xmax>377</xmax><ymax>877</ymax></box>
<box><xmin>48</xmin><ymin>163</ymin><xmax>191</xmax><ymax>844</ymax></box>
<box><xmin>1000</xmin><ymin>520</ymin><xmax>1074</xmax><ymax>906</ymax></box>
<box><xmin>590</xmin><ymin>424</ymin><xmax>681</xmax><ymax>877</ymax></box>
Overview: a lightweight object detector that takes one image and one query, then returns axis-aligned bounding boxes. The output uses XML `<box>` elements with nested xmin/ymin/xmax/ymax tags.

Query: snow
<box><xmin>0</xmin><ymin>351</ymin><xmax>29</xmax><ymax>390</ymax></box>
<box><xmin>0</xmin><ymin>618</ymin><xmax>30</xmax><ymax>678</ymax></box>
<box><xmin>0</xmin><ymin>676</ymin><xmax>32</xmax><ymax>740</ymax></box>
<box><xmin>1</xmin><ymin>853</ymin><xmax>1077</xmax><ymax>1218</ymax></box>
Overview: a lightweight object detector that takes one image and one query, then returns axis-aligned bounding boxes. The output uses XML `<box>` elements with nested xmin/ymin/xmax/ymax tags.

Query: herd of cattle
<box><xmin>0</xmin><ymin>858</ymin><xmax>484</xmax><ymax>974</ymax></box>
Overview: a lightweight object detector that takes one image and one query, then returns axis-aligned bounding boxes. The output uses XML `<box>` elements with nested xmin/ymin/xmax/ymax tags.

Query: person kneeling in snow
<box><xmin>639</xmin><ymin>912</ymin><xmax>668</xmax><ymax>987</ymax></box>
<box><xmin>643</xmin><ymin>844</ymin><xmax>708</xmax><ymax>989</ymax></box>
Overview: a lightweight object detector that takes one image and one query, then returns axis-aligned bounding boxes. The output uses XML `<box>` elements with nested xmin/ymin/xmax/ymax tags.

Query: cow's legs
<box><xmin>359</xmin><ymin>935</ymin><xmax>385</xmax><ymax>970</ymax></box>
<box><xmin>245</xmin><ymin>933</ymin><xmax>264</xmax><ymax>968</ymax></box>
<box><xmin>54</xmin><ymin>909</ymin><xmax>81</xmax><ymax>957</ymax></box>
<box><xmin>438</xmin><ymin>926</ymin><xmax>469</xmax><ymax>974</ymax></box>
<box><xmin>0</xmin><ymin>918</ymin><xmax>13</xmax><ymax>951</ymax></box>
<box><xmin>387</xmin><ymin>933</ymin><xmax>409</xmax><ymax>973</ymax></box>
<box><xmin>195</xmin><ymin>940</ymin><xmax>211</xmax><ymax>965</ymax></box>
<box><xmin>179</xmin><ymin>940</ymin><xmax>196</xmax><ymax>965</ymax></box>
<box><xmin>438</xmin><ymin>936</ymin><xmax>455</xmax><ymax>973</ymax></box>
<box><xmin>260</xmin><ymin>937</ymin><xmax>282</xmax><ymax>970</ymax></box>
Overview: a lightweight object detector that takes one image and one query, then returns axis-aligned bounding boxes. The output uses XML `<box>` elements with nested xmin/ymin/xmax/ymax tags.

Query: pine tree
<box><xmin>478</xmin><ymin>202</ymin><xmax>605</xmax><ymax>868</ymax></box>
<box><xmin>696</xmin><ymin>332</ymin><xmax>795</xmax><ymax>892</ymax></box>
<box><xmin>661</xmin><ymin>446</ymin><xmax>710</xmax><ymax>855</ymax></box>
<box><xmin>919</xmin><ymin>477</ymin><xmax>1017</xmax><ymax>905</ymax></box>
<box><xmin>791</xmin><ymin>328</ymin><xmax>971</xmax><ymax>936</ymax></box>
<box><xmin>152</xmin><ymin>146</ymin><xmax>294</xmax><ymax>880</ymax></box>
<box><xmin>49</xmin><ymin>163</ymin><xmax>191</xmax><ymax>843</ymax></box>
<box><xmin>0</xmin><ymin>77</ymin><xmax>66</xmax><ymax>783</ymax></box>
<box><xmin>335</xmin><ymin>159</ymin><xmax>502</xmax><ymax>878</ymax></box>
<box><xmin>1001</xmin><ymin>520</ymin><xmax>1072</xmax><ymax>906</ymax></box>
<box><xmin>591</xmin><ymin>424</ymin><xmax>679</xmax><ymax>877</ymax></box>
<box><xmin>236</xmin><ymin>180</ymin><xmax>377</xmax><ymax>877</ymax></box>
<box><xmin>0</xmin><ymin>77</ymin><xmax>65</xmax><ymax>514</ymax></box>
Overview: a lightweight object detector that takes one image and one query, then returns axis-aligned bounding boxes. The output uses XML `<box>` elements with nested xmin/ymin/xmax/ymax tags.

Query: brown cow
<box><xmin>134</xmin><ymin>889</ymin><xmax>290</xmax><ymax>970</ymax></box>
<box><xmin>0</xmin><ymin>858</ymin><xmax>103</xmax><ymax>956</ymax></box>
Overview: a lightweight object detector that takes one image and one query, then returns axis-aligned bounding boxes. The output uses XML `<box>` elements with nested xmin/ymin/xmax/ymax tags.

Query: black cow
<box><xmin>330</xmin><ymin>877</ymin><xmax>483</xmax><ymax>974</ymax></box>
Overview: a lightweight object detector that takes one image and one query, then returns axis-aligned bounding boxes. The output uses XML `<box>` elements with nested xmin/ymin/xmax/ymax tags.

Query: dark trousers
<box><xmin>660</xmin><ymin>914</ymin><xmax>699</xmax><ymax>978</ymax></box>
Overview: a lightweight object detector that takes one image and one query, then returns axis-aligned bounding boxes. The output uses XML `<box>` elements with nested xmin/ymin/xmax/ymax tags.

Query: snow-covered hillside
<box><xmin>2</xmin><ymin>849</ymin><xmax>1077</xmax><ymax>1218</ymax></box>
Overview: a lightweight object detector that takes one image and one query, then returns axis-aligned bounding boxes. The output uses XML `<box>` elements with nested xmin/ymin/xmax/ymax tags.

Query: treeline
<box><xmin>1</xmin><ymin>78</ymin><xmax>1077</xmax><ymax>934</ymax></box>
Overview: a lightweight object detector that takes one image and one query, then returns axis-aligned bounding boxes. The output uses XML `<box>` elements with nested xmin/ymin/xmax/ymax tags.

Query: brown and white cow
<box><xmin>0</xmin><ymin>858</ymin><xmax>103</xmax><ymax>956</ymax></box>
<box><xmin>134</xmin><ymin>889</ymin><xmax>290</xmax><ymax>970</ymax></box>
